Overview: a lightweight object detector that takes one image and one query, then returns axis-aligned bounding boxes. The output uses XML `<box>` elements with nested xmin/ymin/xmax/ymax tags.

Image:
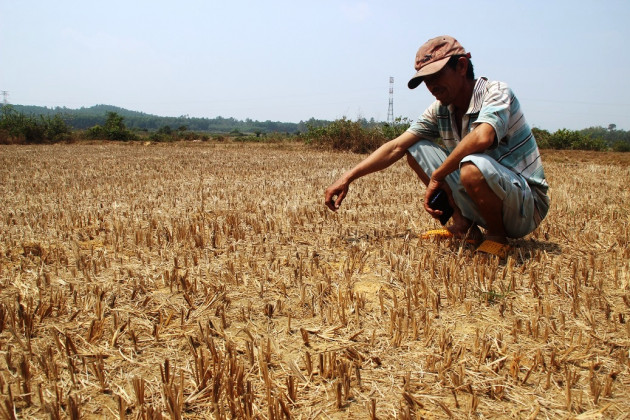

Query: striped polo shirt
<box><xmin>407</xmin><ymin>77</ymin><xmax>550</xmax><ymax>223</ymax></box>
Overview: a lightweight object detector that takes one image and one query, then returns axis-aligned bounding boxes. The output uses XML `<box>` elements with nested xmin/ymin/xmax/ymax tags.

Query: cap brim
<box><xmin>407</xmin><ymin>57</ymin><xmax>450</xmax><ymax>89</ymax></box>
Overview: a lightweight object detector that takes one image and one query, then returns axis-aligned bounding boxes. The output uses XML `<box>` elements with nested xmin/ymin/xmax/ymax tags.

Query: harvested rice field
<box><xmin>0</xmin><ymin>142</ymin><xmax>629</xmax><ymax>419</ymax></box>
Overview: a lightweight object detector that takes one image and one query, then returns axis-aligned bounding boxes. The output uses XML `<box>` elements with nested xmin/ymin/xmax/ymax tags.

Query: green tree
<box><xmin>571</xmin><ymin>135</ymin><xmax>607</xmax><ymax>151</ymax></box>
<box><xmin>86</xmin><ymin>112</ymin><xmax>137</xmax><ymax>141</ymax></box>
<box><xmin>104</xmin><ymin>112</ymin><xmax>129</xmax><ymax>140</ymax></box>
<box><xmin>612</xmin><ymin>140</ymin><xmax>630</xmax><ymax>152</ymax></box>
<box><xmin>158</xmin><ymin>125</ymin><xmax>173</xmax><ymax>135</ymax></box>
<box><xmin>381</xmin><ymin>117</ymin><xmax>411</xmax><ymax>140</ymax></box>
<box><xmin>547</xmin><ymin>128</ymin><xmax>608</xmax><ymax>151</ymax></box>
<box><xmin>86</xmin><ymin>111</ymin><xmax>137</xmax><ymax>141</ymax></box>
<box><xmin>0</xmin><ymin>105</ymin><xmax>71</xmax><ymax>144</ymax></box>
<box><xmin>532</xmin><ymin>127</ymin><xmax>551</xmax><ymax>149</ymax></box>
<box><xmin>548</xmin><ymin>129</ymin><xmax>580</xmax><ymax>150</ymax></box>
<box><xmin>43</xmin><ymin>114</ymin><xmax>72</xmax><ymax>142</ymax></box>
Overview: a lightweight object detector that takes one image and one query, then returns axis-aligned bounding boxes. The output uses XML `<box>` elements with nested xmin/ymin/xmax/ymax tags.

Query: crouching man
<box><xmin>324</xmin><ymin>35</ymin><xmax>549</xmax><ymax>258</ymax></box>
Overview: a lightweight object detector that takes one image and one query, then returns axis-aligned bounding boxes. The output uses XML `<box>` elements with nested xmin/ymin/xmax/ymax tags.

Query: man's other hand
<box><xmin>324</xmin><ymin>179</ymin><xmax>349</xmax><ymax>211</ymax></box>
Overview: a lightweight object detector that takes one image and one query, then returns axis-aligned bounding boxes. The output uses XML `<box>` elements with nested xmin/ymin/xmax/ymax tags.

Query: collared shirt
<box><xmin>407</xmin><ymin>77</ymin><xmax>550</xmax><ymax>223</ymax></box>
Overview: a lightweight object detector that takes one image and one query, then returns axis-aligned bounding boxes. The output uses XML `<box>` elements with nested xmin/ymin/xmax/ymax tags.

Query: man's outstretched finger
<box><xmin>334</xmin><ymin>194</ymin><xmax>344</xmax><ymax>210</ymax></box>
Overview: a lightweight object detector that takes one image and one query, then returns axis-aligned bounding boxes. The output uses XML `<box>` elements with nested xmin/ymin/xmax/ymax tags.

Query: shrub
<box><xmin>179</xmin><ymin>131</ymin><xmax>198</xmax><ymax>141</ymax></box>
<box><xmin>0</xmin><ymin>105</ymin><xmax>72</xmax><ymax>144</ymax></box>
<box><xmin>571</xmin><ymin>136</ymin><xmax>608</xmax><ymax>151</ymax></box>
<box><xmin>545</xmin><ymin>128</ymin><xmax>610</xmax><ymax>151</ymax></box>
<box><xmin>612</xmin><ymin>140</ymin><xmax>630</xmax><ymax>152</ymax></box>
<box><xmin>380</xmin><ymin>117</ymin><xmax>412</xmax><ymax>140</ymax></box>
<box><xmin>84</xmin><ymin>112</ymin><xmax>137</xmax><ymax>141</ymax></box>
<box><xmin>85</xmin><ymin>125</ymin><xmax>105</xmax><ymax>139</ymax></box>
<box><xmin>158</xmin><ymin>125</ymin><xmax>173</xmax><ymax>135</ymax></box>
<box><xmin>548</xmin><ymin>129</ymin><xmax>582</xmax><ymax>150</ymax></box>
<box><xmin>532</xmin><ymin>127</ymin><xmax>551</xmax><ymax>149</ymax></box>
<box><xmin>301</xmin><ymin>117</ymin><xmax>388</xmax><ymax>153</ymax></box>
<box><xmin>44</xmin><ymin>114</ymin><xmax>73</xmax><ymax>142</ymax></box>
<box><xmin>148</xmin><ymin>128</ymin><xmax>206</xmax><ymax>142</ymax></box>
<box><xmin>147</xmin><ymin>131</ymin><xmax>172</xmax><ymax>142</ymax></box>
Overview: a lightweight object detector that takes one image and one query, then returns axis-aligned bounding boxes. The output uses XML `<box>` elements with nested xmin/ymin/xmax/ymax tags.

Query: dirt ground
<box><xmin>0</xmin><ymin>142</ymin><xmax>629</xmax><ymax>419</ymax></box>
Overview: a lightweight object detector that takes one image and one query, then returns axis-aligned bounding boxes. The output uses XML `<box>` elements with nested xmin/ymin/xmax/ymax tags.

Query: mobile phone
<box><xmin>429</xmin><ymin>189</ymin><xmax>453</xmax><ymax>225</ymax></box>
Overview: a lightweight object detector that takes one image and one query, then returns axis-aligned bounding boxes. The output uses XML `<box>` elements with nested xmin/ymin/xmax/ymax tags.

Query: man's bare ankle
<box><xmin>447</xmin><ymin>223</ymin><xmax>479</xmax><ymax>239</ymax></box>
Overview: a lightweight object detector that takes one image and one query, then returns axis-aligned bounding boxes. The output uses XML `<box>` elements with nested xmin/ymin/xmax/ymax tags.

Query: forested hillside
<box><xmin>9</xmin><ymin>104</ymin><xmax>307</xmax><ymax>134</ymax></box>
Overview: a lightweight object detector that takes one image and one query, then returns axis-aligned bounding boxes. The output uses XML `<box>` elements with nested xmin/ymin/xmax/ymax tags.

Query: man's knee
<box><xmin>460</xmin><ymin>161</ymin><xmax>484</xmax><ymax>190</ymax></box>
<box><xmin>405</xmin><ymin>151</ymin><xmax>430</xmax><ymax>184</ymax></box>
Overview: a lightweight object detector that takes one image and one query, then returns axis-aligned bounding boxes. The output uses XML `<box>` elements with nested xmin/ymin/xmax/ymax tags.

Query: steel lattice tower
<box><xmin>387</xmin><ymin>77</ymin><xmax>394</xmax><ymax>124</ymax></box>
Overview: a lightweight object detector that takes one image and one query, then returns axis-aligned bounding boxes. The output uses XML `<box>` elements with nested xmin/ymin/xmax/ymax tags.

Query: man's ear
<box><xmin>457</xmin><ymin>57</ymin><xmax>468</xmax><ymax>76</ymax></box>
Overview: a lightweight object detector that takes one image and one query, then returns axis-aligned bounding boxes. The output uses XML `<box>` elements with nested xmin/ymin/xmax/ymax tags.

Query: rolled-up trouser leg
<box><xmin>406</xmin><ymin>140</ymin><xmax>537</xmax><ymax>238</ymax></box>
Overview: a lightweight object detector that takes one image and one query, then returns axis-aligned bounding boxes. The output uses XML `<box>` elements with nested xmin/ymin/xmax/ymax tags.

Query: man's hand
<box><xmin>323</xmin><ymin>132</ymin><xmax>421</xmax><ymax>212</ymax></box>
<box><xmin>424</xmin><ymin>177</ymin><xmax>445</xmax><ymax>219</ymax></box>
<box><xmin>324</xmin><ymin>177</ymin><xmax>349</xmax><ymax>211</ymax></box>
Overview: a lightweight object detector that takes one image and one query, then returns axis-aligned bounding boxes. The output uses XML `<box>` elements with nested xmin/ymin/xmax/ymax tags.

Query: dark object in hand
<box><xmin>429</xmin><ymin>189</ymin><xmax>453</xmax><ymax>225</ymax></box>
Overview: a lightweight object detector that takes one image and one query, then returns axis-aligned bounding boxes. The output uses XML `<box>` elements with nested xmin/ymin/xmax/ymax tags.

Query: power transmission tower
<box><xmin>1</xmin><ymin>91</ymin><xmax>8</xmax><ymax>106</ymax></box>
<box><xmin>387</xmin><ymin>77</ymin><xmax>394</xmax><ymax>124</ymax></box>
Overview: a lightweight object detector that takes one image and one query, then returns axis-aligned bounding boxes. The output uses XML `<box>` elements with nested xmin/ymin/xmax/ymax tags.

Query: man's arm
<box><xmin>325</xmin><ymin>130</ymin><xmax>421</xmax><ymax>211</ymax></box>
<box><xmin>423</xmin><ymin>122</ymin><xmax>496</xmax><ymax>217</ymax></box>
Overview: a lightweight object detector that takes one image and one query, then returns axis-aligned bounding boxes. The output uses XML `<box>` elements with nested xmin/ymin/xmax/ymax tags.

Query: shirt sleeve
<box><xmin>406</xmin><ymin>101</ymin><xmax>440</xmax><ymax>140</ymax></box>
<box><xmin>471</xmin><ymin>81</ymin><xmax>512</xmax><ymax>144</ymax></box>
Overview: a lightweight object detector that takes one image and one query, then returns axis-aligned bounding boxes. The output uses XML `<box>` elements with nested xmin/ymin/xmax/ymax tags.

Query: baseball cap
<box><xmin>408</xmin><ymin>35</ymin><xmax>469</xmax><ymax>89</ymax></box>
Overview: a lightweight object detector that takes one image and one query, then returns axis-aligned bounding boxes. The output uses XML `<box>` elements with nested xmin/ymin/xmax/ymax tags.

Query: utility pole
<box><xmin>1</xmin><ymin>91</ymin><xmax>8</xmax><ymax>106</ymax></box>
<box><xmin>387</xmin><ymin>77</ymin><xmax>394</xmax><ymax>124</ymax></box>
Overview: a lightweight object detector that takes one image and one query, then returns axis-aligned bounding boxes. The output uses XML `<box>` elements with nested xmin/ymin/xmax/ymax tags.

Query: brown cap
<box><xmin>408</xmin><ymin>35</ymin><xmax>469</xmax><ymax>89</ymax></box>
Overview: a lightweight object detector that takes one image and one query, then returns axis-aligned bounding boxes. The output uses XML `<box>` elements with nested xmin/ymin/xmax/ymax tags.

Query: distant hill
<box><xmin>7</xmin><ymin>104</ymin><xmax>311</xmax><ymax>134</ymax></box>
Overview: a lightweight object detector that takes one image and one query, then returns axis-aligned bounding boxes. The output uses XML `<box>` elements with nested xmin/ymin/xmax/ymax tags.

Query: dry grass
<box><xmin>0</xmin><ymin>142</ymin><xmax>629</xmax><ymax>419</ymax></box>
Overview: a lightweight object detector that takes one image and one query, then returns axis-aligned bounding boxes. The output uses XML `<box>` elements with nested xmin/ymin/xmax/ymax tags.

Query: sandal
<box><xmin>476</xmin><ymin>240</ymin><xmax>511</xmax><ymax>259</ymax></box>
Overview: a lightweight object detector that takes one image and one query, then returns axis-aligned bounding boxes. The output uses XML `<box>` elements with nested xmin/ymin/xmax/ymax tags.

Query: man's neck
<box><xmin>451</xmin><ymin>78</ymin><xmax>477</xmax><ymax>115</ymax></box>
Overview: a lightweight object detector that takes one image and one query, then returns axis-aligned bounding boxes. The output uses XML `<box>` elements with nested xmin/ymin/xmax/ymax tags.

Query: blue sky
<box><xmin>1</xmin><ymin>0</ymin><xmax>629</xmax><ymax>131</ymax></box>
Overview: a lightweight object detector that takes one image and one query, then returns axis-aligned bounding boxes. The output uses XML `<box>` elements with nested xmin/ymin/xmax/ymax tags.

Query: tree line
<box><xmin>1</xmin><ymin>104</ymin><xmax>629</xmax><ymax>152</ymax></box>
<box><xmin>8</xmin><ymin>104</ymin><xmax>303</xmax><ymax>134</ymax></box>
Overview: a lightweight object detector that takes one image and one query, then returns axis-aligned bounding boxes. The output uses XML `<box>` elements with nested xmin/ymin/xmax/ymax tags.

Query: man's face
<box><xmin>422</xmin><ymin>62</ymin><xmax>464</xmax><ymax>106</ymax></box>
